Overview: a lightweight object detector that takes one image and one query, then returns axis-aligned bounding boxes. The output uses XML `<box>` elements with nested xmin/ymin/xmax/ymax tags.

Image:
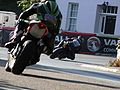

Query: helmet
<box><xmin>44</xmin><ymin>1</ymin><xmax>59</xmax><ymax>16</ymax></box>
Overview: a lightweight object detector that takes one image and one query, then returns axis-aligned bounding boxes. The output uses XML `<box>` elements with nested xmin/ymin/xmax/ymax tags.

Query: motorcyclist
<box><xmin>50</xmin><ymin>36</ymin><xmax>81</xmax><ymax>60</ymax></box>
<box><xmin>5</xmin><ymin>0</ymin><xmax>62</xmax><ymax>55</ymax></box>
<box><xmin>56</xmin><ymin>36</ymin><xmax>81</xmax><ymax>49</ymax></box>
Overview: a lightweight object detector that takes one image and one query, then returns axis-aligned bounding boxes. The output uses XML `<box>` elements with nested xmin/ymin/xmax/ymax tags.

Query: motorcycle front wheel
<box><xmin>50</xmin><ymin>47</ymin><xmax>64</xmax><ymax>59</ymax></box>
<box><xmin>11</xmin><ymin>40</ymin><xmax>36</xmax><ymax>75</ymax></box>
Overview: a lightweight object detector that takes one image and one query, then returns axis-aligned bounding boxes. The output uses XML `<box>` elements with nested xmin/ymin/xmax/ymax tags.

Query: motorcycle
<box><xmin>50</xmin><ymin>37</ymin><xmax>81</xmax><ymax>60</ymax></box>
<box><xmin>5</xmin><ymin>20</ymin><xmax>48</xmax><ymax>75</ymax></box>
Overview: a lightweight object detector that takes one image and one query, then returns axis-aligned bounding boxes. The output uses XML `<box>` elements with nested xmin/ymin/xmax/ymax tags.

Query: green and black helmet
<box><xmin>43</xmin><ymin>0</ymin><xmax>59</xmax><ymax>16</ymax></box>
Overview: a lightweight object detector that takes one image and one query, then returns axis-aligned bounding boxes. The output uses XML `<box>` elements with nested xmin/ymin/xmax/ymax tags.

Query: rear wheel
<box><xmin>67</xmin><ymin>51</ymin><xmax>75</xmax><ymax>60</ymax></box>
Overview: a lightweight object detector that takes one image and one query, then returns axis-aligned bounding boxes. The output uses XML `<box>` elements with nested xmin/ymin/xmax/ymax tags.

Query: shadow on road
<box><xmin>0</xmin><ymin>80</ymin><xmax>34</xmax><ymax>90</ymax></box>
<box><xmin>28</xmin><ymin>64</ymin><xmax>120</xmax><ymax>84</ymax></box>
<box><xmin>1</xmin><ymin>56</ymin><xmax>120</xmax><ymax>90</ymax></box>
<box><xmin>22</xmin><ymin>73</ymin><xmax>120</xmax><ymax>89</ymax></box>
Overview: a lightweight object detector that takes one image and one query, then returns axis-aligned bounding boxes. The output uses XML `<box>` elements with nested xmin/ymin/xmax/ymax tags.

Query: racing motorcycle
<box><xmin>5</xmin><ymin>20</ymin><xmax>48</xmax><ymax>75</ymax></box>
<box><xmin>50</xmin><ymin>37</ymin><xmax>81</xmax><ymax>60</ymax></box>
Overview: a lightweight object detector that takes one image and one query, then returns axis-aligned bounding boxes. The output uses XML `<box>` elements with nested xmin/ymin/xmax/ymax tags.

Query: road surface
<box><xmin>0</xmin><ymin>47</ymin><xmax>120</xmax><ymax>90</ymax></box>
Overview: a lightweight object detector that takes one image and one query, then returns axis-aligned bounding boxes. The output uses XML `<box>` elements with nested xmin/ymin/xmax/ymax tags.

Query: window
<box><xmin>66</xmin><ymin>2</ymin><xmax>79</xmax><ymax>32</ymax></box>
<box><xmin>102</xmin><ymin>6</ymin><xmax>118</xmax><ymax>14</ymax></box>
<box><xmin>95</xmin><ymin>5</ymin><xmax>118</xmax><ymax>35</ymax></box>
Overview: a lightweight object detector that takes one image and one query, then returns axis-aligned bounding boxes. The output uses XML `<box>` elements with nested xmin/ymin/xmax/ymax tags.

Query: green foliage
<box><xmin>17</xmin><ymin>0</ymin><xmax>40</xmax><ymax>10</ymax></box>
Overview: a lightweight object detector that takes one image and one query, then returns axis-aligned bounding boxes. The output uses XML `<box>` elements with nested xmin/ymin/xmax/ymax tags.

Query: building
<box><xmin>0</xmin><ymin>11</ymin><xmax>16</xmax><ymax>46</ymax></box>
<box><xmin>0</xmin><ymin>11</ymin><xmax>17</xmax><ymax>28</ymax></box>
<box><xmin>57</xmin><ymin>0</ymin><xmax>120</xmax><ymax>36</ymax></box>
<box><xmin>56</xmin><ymin>0</ymin><xmax>120</xmax><ymax>55</ymax></box>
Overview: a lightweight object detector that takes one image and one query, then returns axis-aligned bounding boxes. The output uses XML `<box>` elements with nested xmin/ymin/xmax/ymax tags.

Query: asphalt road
<box><xmin>0</xmin><ymin>47</ymin><xmax>120</xmax><ymax>90</ymax></box>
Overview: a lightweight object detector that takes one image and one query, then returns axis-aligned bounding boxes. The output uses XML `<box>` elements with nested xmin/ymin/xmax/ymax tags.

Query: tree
<box><xmin>17</xmin><ymin>0</ymin><xmax>40</xmax><ymax>10</ymax></box>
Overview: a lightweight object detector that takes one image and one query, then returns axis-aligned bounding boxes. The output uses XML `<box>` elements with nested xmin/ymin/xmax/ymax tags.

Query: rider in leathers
<box><xmin>5</xmin><ymin>0</ymin><xmax>62</xmax><ymax>55</ymax></box>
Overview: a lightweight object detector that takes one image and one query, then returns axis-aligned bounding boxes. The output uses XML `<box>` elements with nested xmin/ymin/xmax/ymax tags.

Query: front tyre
<box><xmin>50</xmin><ymin>47</ymin><xmax>65</xmax><ymax>59</ymax></box>
<box><xmin>11</xmin><ymin>40</ymin><xmax>35</xmax><ymax>75</ymax></box>
<box><xmin>5</xmin><ymin>53</ymin><xmax>16</xmax><ymax>72</ymax></box>
<box><xmin>5</xmin><ymin>62</ymin><xmax>11</xmax><ymax>72</ymax></box>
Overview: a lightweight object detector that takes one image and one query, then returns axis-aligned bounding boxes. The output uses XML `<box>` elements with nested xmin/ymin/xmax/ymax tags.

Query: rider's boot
<box><xmin>5</xmin><ymin>21</ymin><xmax>25</xmax><ymax>51</ymax></box>
<box><xmin>5</xmin><ymin>31</ymin><xmax>23</xmax><ymax>51</ymax></box>
<box><xmin>5</xmin><ymin>40</ymin><xmax>16</xmax><ymax>51</ymax></box>
<box><xmin>5</xmin><ymin>19</ymin><xmax>29</xmax><ymax>50</ymax></box>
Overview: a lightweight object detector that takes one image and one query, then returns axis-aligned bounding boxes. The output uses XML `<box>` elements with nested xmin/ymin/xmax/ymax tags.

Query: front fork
<box><xmin>5</xmin><ymin>52</ymin><xmax>15</xmax><ymax>72</ymax></box>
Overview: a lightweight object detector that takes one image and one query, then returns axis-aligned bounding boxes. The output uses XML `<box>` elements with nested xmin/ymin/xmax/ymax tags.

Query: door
<box><xmin>104</xmin><ymin>16</ymin><xmax>116</xmax><ymax>34</ymax></box>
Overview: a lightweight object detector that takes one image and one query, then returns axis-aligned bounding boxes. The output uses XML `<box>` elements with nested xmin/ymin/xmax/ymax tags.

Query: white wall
<box><xmin>115</xmin><ymin>4</ymin><xmax>120</xmax><ymax>36</ymax></box>
<box><xmin>76</xmin><ymin>0</ymin><xmax>97</xmax><ymax>33</ymax></box>
<box><xmin>57</xmin><ymin>0</ymin><xmax>120</xmax><ymax>36</ymax></box>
